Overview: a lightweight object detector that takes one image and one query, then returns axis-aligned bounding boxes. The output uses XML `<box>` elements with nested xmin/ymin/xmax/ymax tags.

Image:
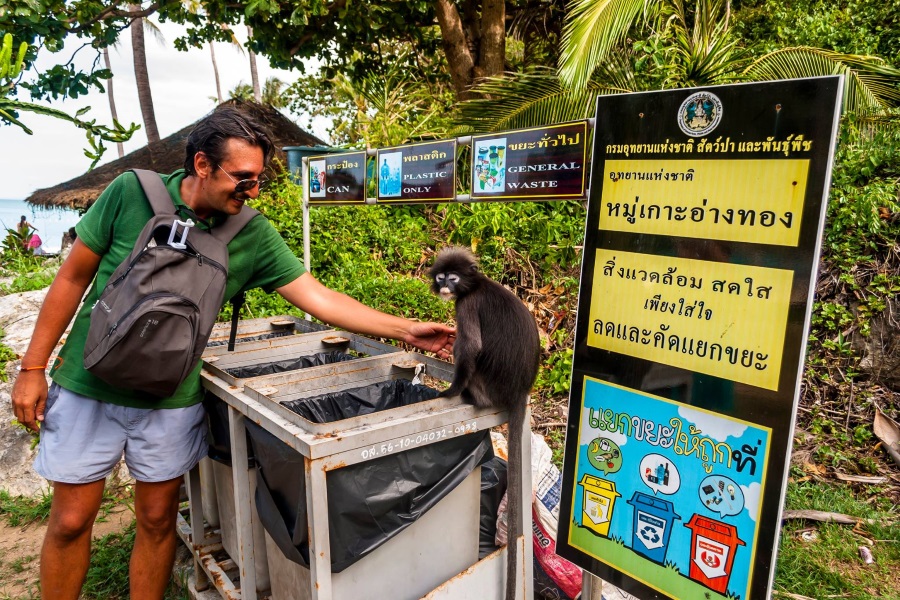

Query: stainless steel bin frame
<box><xmin>181</xmin><ymin>339</ymin><xmax>534</xmax><ymax>600</ymax></box>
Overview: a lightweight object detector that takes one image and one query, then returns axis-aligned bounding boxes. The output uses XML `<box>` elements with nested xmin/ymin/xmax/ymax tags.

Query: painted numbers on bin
<box><xmin>359</xmin><ymin>421</ymin><xmax>479</xmax><ymax>460</ymax></box>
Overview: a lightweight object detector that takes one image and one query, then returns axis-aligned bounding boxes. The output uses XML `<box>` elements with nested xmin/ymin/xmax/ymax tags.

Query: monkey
<box><xmin>429</xmin><ymin>246</ymin><xmax>540</xmax><ymax>600</ymax></box>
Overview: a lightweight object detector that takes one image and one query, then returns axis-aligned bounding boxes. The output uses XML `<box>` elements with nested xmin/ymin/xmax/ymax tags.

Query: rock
<box><xmin>0</xmin><ymin>388</ymin><xmax>49</xmax><ymax>497</ymax></box>
<box><xmin>0</xmin><ymin>287</ymin><xmax>49</xmax><ymax>356</ymax></box>
<box><xmin>852</xmin><ymin>297</ymin><xmax>900</xmax><ymax>392</ymax></box>
<box><xmin>0</xmin><ymin>286</ymin><xmax>134</xmax><ymax>498</ymax></box>
<box><xmin>0</xmin><ymin>287</ymin><xmax>61</xmax><ymax>498</ymax></box>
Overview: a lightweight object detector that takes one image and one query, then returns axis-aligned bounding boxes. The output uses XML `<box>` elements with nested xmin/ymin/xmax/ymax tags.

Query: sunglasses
<box><xmin>218</xmin><ymin>165</ymin><xmax>268</xmax><ymax>193</ymax></box>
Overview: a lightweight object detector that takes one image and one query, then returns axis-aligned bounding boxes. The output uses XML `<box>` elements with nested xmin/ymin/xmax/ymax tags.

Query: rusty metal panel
<box><xmin>305</xmin><ymin>458</ymin><xmax>333</xmax><ymax>600</ymax></box>
<box><xmin>244</xmin><ymin>352</ymin><xmax>432</xmax><ymax>401</ymax></box>
<box><xmin>229</xmin><ymin>408</ymin><xmax>259</xmax><ymax>598</ymax></box>
<box><xmin>207</xmin><ymin>315</ymin><xmax>329</xmax><ymax>345</ymax></box>
<box><xmin>203</xmin><ymin>329</ymin><xmax>339</xmax><ymax>361</ymax></box>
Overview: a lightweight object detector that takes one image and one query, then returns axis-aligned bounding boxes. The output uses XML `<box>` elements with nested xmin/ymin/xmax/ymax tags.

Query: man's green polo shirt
<box><xmin>51</xmin><ymin>170</ymin><xmax>306</xmax><ymax>409</ymax></box>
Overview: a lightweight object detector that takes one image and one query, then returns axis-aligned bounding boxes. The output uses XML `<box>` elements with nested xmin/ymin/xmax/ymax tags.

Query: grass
<box><xmin>774</xmin><ymin>480</ymin><xmax>900</xmax><ymax>600</ymax></box>
<box><xmin>0</xmin><ymin>486</ymin><xmax>129</xmax><ymax>528</ymax></box>
<box><xmin>83</xmin><ymin>522</ymin><xmax>190</xmax><ymax>600</ymax></box>
<box><xmin>0</xmin><ymin>491</ymin><xmax>52</xmax><ymax>527</ymax></box>
<box><xmin>0</xmin><ymin>269</ymin><xmax>56</xmax><ymax>296</ymax></box>
<box><xmin>0</xmin><ymin>487</ymin><xmax>189</xmax><ymax>600</ymax></box>
<box><xmin>0</xmin><ymin>330</ymin><xmax>17</xmax><ymax>383</ymax></box>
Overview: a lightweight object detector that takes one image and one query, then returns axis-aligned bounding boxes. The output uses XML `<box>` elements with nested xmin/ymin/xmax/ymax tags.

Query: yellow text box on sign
<box><xmin>599</xmin><ymin>159</ymin><xmax>809</xmax><ymax>246</ymax></box>
<box><xmin>587</xmin><ymin>249</ymin><xmax>794</xmax><ymax>391</ymax></box>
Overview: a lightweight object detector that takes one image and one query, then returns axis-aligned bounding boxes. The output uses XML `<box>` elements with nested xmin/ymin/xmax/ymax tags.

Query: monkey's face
<box><xmin>433</xmin><ymin>272</ymin><xmax>460</xmax><ymax>301</ymax></box>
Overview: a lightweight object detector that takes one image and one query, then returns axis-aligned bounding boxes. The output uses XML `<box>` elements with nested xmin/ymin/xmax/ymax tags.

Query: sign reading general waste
<box><xmin>558</xmin><ymin>77</ymin><xmax>842</xmax><ymax>600</ymax></box>
<box><xmin>376</xmin><ymin>140</ymin><xmax>456</xmax><ymax>203</ymax></box>
<box><xmin>307</xmin><ymin>151</ymin><xmax>367</xmax><ymax>204</ymax></box>
<box><xmin>470</xmin><ymin>121</ymin><xmax>588</xmax><ymax>199</ymax></box>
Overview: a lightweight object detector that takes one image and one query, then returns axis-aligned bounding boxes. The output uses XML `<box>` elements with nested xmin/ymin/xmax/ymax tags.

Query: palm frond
<box><xmin>669</xmin><ymin>16</ymin><xmax>746</xmax><ymax>86</ymax></box>
<box><xmin>453</xmin><ymin>68</ymin><xmax>629</xmax><ymax>133</ymax></box>
<box><xmin>559</xmin><ymin>0</ymin><xmax>646</xmax><ymax>90</ymax></box>
<box><xmin>744</xmin><ymin>47</ymin><xmax>900</xmax><ymax>113</ymax></box>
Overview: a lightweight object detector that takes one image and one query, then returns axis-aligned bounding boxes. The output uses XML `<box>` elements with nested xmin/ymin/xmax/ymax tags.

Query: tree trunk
<box><xmin>434</xmin><ymin>0</ymin><xmax>507</xmax><ymax>99</ymax></box>
<box><xmin>248</xmin><ymin>26</ymin><xmax>261</xmax><ymax>103</ymax></box>
<box><xmin>478</xmin><ymin>0</ymin><xmax>505</xmax><ymax>78</ymax></box>
<box><xmin>130</xmin><ymin>5</ymin><xmax>160</xmax><ymax>144</ymax></box>
<box><xmin>102</xmin><ymin>47</ymin><xmax>125</xmax><ymax>158</ymax></box>
<box><xmin>434</xmin><ymin>0</ymin><xmax>476</xmax><ymax>99</ymax></box>
<box><xmin>210</xmin><ymin>42</ymin><xmax>223</xmax><ymax>103</ymax></box>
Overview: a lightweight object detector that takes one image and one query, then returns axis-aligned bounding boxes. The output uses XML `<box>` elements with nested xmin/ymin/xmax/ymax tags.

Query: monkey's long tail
<box><xmin>505</xmin><ymin>398</ymin><xmax>528</xmax><ymax>600</ymax></box>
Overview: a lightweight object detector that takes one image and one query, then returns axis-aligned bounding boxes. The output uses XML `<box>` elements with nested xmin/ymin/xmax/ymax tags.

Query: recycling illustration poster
<box><xmin>558</xmin><ymin>78</ymin><xmax>842</xmax><ymax>599</ymax></box>
<box><xmin>570</xmin><ymin>377</ymin><xmax>770</xmax><ymax>599</ymax></box>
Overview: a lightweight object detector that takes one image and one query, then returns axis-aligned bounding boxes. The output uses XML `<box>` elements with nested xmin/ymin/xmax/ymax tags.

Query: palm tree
<box><xmin>248</xmin><ymin>26</ymin><xmax>262</xmax><ymax>103</ymax></box>
<box><xmin>227</xmin><ymin>77</ymin><xmax>287</xmax><ymax>108</ymax></box>
<box><xmin>210</xmin><ymin>41</ymin><xmax>223</xmax><ymax>103</ymax></box>
<box><xmin>102</xmin><ymin>47</ymin><xmax>125</xmax><ymax>158</ymax></box>
<box><xmin>129</xmin><ymin>3</ymin><xmax>160</xmax><ymax>143</ymax></box>
<box><xmin>456</xmin><ymin>0</ymin><xmax>900</xmax><ymax>132</ymax></box>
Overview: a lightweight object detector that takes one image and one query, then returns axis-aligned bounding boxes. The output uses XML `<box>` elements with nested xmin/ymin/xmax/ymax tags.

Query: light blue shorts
<box><xmin>34</xmin><ymin>383</ymin><xmax>208</xmax><ymax>484</ymax></box>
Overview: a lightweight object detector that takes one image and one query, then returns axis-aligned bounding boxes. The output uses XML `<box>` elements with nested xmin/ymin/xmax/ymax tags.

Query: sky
<box><xmin>2</xmin><ymin>20</ymin><xmax>328</xmax><ymax>201</ymax></box>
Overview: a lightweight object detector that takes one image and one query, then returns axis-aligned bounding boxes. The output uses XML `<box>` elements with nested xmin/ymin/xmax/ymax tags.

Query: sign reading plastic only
<box><xmin>558</xmin><ymin>77</ymin><xmax>843</xmax><ymax>600</ymax></box>
<box><xmin>376</xmin><ymin>140</ymin><xmax>457</xmax><ymax>203</ymax></box>
<box><xmin>470</xmin><ymin>121</ymin><xmax>589</xmax><ymax>199</ymax></box>
<box><xmin>306</xmin><ymin>151</ymin><xmax>367</xmax><ymax>204</ymax></box>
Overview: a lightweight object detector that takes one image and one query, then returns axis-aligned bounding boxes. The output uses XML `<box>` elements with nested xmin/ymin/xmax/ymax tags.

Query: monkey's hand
<box><xmin>404</xmin><ymin>322</ymin><xmax>455</xmax><ymax>360</ymax></box>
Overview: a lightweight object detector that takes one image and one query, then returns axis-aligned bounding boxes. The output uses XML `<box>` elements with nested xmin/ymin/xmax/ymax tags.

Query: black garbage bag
<box><xmin>247</xmin><ymin>379</ymin><xmax>494</xmax><ymax>573</ymax></box>
<box><xmin>206</xmin><ymin>351</ymin><xmax>358</xmax><ymax>465</ymax></box>
<box><xmin>479</xmin><ymin>456</ymin><xmax>508</xmax><ymax>559</ymax></box>
<box><xmin>224</xmin><ymin>350</ymin><xmax>356</xmax><ymax>379</ymax></box>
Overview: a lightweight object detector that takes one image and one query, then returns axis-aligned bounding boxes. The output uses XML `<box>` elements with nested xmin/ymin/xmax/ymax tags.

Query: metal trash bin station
<box><xmin>179</xmin><ymin>316</ymin><xmax>534</xmax><ymax>600</ymax></box>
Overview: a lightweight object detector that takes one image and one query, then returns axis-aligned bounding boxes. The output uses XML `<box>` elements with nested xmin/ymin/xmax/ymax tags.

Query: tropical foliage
<box><xmin>0</xmin><ymin>32</ymin><xmax>136</xmax><ymax>166</ymax></box>
<box><xmin>456</xmin><ymin>0</ymin><xmax>900</xmax><ymax>132</ymax></box>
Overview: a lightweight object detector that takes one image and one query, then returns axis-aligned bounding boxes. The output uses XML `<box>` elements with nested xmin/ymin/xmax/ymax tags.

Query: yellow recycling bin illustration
<box><xmin>579</xmin><ymin>474</ymin><xmax>621</xmax><ymax>537</ymax></box>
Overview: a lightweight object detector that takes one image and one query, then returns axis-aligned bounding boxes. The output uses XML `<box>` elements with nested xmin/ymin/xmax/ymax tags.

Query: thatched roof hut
<box><xmin>25</xmin><ymin>100</ymin><xmax>326</xmax><ymax>210</ymax></box>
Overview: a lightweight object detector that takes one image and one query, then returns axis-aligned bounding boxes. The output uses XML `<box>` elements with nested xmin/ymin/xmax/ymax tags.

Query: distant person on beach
<box><xmin>59</xmin><ymin>227</ymin><xmax>77</xmax><ymax>258</ymax></box>
<box><xmin>27</xmin><ymin>233</ymin><xmax>43</xmax><ymax>255</ymax></box>
<box><xmin>10</xmin><ymin>105</ymin><xmax>454</xmax><ymax>599</ymax></box>
<box><xmin>58</xmin><ymin>227</ymin><xmax>78</xmax><ymax>260</ymax></box>
<box><xmin>17</xmin><ymin>215</ymin><xmax>35</xmax><ymax>248</ymax></box>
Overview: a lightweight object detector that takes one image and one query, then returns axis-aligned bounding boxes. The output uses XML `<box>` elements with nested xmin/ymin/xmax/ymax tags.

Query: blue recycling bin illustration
<box><xmin>627</xmin><ymin>491</ymin><xmax>681</xmax><ymax>565</ymax></box>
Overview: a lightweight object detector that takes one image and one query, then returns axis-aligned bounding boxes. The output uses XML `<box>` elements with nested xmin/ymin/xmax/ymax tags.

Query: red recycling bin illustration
<box><xmin>684</xmin><ymin>514</ymin><xmax>746</xmax><ymax>594</ymax></box>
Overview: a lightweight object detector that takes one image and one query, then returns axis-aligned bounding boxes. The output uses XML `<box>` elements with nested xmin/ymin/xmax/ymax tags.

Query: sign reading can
<box><xmin>376</xmin><ymin>140</ymin><xmax>456</xmax><ymax>203</ymax></box>
<box><xmin>470</xmin><ymin>121</ymin><xmax>588</xmax><ymax>199</ymax></box>
<box><xmin>307</xmin><ymin>151</ymin><xmax>367</xmax><ymax>204</ymax></box>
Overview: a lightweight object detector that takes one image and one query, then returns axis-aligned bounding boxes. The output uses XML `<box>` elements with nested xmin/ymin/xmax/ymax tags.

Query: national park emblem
<box><xmin>677</xmin><ymin>91</ymin><xmax>723</xmax><ymax>137</ymax></box>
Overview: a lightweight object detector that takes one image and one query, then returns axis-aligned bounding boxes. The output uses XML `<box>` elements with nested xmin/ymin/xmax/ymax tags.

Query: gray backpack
<box><xmin>83</xmin><ymin>169</ymin><xmax>259</xmax><ymax>397</ymax></box>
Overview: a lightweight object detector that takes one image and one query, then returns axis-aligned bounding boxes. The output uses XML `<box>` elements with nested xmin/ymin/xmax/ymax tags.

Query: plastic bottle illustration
<box><xmin>310</xmin><ymin>167</ymin><xmax>321</xmax><ymax>193</ymax></box>
<box><xmin>380</xmin><ymin>159</ymin><xmax>390</xmax><ymax>195</ymax></box>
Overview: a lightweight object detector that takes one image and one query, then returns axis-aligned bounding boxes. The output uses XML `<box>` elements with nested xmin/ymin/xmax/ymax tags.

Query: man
<box><xmin>10</xmin><ymin>106</ymin><xmax>454</xmax><ymax>600</ymax></box>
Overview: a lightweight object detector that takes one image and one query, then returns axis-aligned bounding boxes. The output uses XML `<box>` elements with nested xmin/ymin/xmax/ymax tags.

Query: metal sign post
<box><xmin>556</xmin><ymin>77</ymin><xmax>843</xmax><ymax>600</ymax></box>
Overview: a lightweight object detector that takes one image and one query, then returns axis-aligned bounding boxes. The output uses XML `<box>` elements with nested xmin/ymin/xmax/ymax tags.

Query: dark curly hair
<box><xmin>183</xmin><ymin>105</ymin><xmax>274</xmax><ymax>175</ymax></box>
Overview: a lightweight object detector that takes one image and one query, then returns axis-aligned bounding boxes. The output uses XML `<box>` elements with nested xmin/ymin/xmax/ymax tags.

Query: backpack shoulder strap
<box><xmin>211</xmin><ymin>206</ymin><xmax>261</xmax><ymax>244</ymax></box>
<box><xmin>131</xmin><ymin>169</ymin><xmax>176</xmax><ymax>216</ymax></box>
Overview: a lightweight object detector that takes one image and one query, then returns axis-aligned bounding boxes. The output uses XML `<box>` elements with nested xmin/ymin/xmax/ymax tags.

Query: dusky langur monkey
<box><xmin>429</xmin><ymin>246</ymin><xmax>540</xmax><ymax>600</ymax></box>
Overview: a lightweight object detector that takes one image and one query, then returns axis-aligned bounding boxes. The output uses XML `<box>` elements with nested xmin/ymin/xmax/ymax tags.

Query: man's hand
<box><xmin>404</xmin><ymin>322</ymin><xmax>455</xmax><ymax>360</ymax></box>
<box><xmin>11</xmin><ymin>370</ymin><xmax>49</xmax><ymax>432</ymax></box>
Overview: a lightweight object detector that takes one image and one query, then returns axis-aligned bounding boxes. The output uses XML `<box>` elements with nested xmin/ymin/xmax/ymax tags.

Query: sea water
<box><xmin>0</xmin><ymin>199</ymin><xmax>81</xmax><ymax>254</ymax></box>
